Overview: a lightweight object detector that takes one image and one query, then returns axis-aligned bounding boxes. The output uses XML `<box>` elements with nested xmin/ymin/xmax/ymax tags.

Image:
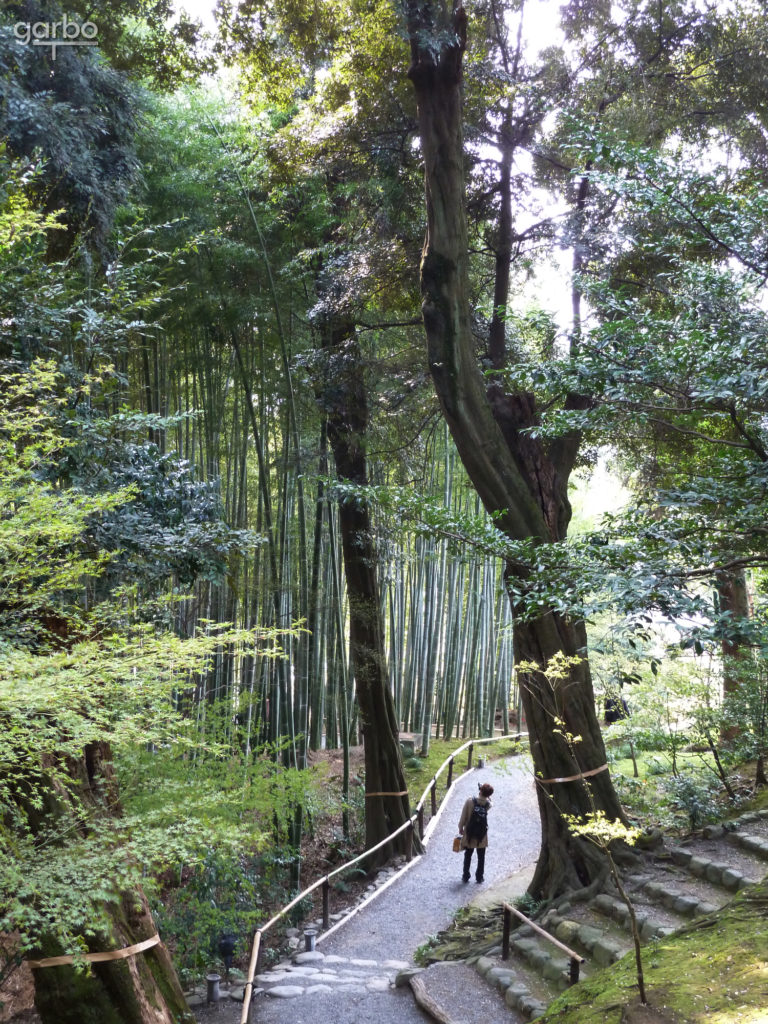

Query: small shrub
<box><xmin>414</xmin><ymin>934</ymin><xmax>439</xmax><ymax>965</ymax></box>
<box><xmin>646</xmin><ymin>756</ymin><xmax>668</xmax><ymax>776</ymax></box>
<box><xmin>609</xmin><ymin>743</ymin><xmax>634</xmax><ymax>761</ymax></box>
<box><xmin>152</xmin><ymin>849</ymin><xmax>284</xmax><ymax>982</ymax></box>
<box><xmin>331</xmin><ymin>866</ymin><xmax>367</xmax><ymax>893</ymax></box>
<box><xmin>614</xmin><ymin>773</ymin><xmax>652</xmax><ymax>813</ymax></box>
<box><xmin>514</xmin><ymin>891</ymin><xmax>543</xmax><ymax>919</ymax></box>
<box><xmin>663</xmin><ymin>771</ymin><xmax>721</xmax><ymax>830</ymax></box>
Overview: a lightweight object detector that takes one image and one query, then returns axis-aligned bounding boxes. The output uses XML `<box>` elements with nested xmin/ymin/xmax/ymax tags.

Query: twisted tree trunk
<box><xmin>405</xmin><ymin>0</ymin><xmax>629</xmax><ymax>901</ymax></box>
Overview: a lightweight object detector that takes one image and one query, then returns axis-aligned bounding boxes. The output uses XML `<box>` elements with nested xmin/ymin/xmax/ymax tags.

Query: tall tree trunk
<box><xmin>514</xmin><ymin>612</ymin><xmax>627</xmax><ymax>897</ymax></box>
<box><xmin>317</xmin><ymin>316</ymin><xmax>415</xmax><ymax>860</ymax></box>
<box><xmin>33</xmin><ymin>890</ymin><xmax>190</xmax><ymax>1024</ymax></box>
<box><xmin>406</xmin><ymin>0</ymin><xmax>629</xmax><ymax>901</ymax></box>
<box><xmin>717</xmin><ymin>568</ymin><xmax>750</xmax><ymax>690</ymax></box>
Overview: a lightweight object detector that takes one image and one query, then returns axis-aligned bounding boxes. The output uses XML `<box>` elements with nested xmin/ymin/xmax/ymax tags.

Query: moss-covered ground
<box><xmin>541</xmin><ymin>878</ymin><xmax>768</xmax><ymax>1024</ymax></box>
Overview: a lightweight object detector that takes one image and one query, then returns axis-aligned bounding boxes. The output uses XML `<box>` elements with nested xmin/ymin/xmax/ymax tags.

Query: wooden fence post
<box><xmin>447</xmin><ymin>756</ymin><xmax>454</xmax><ymax>789</ymax></box>
<box><xmin>502</xmin><ymin>905</ymin><xmax>511</xmax><ymax>960</ymax></box>
<box><xmin>467</xmin><ymin>743</ymin><xmax>474</xmax><ymax>770</ymax></box>
<box><xmin>430</xmin><ymin>780</ymin><xmax>437</xmax><ymax>817</ymax></box>
<box><xmin>569</xmin><ymin>957</ymin><xmax>580</xmax><ymax>985</ymax></box>
<box><xmin>322</xmin><ymin>880</ymin><xmax>330</xmax><ymax>930</ymax></box>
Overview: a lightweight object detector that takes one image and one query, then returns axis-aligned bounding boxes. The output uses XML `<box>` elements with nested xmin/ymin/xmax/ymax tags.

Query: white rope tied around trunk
<box><xmin>539</xmin><ymin>763</ymin><xmax>609</xmax><ymax>785</ymax></box>
<box><xmin>27</xmin><ymin>935</ymin><xmax>160</xmax><ymax>968</ymax></box>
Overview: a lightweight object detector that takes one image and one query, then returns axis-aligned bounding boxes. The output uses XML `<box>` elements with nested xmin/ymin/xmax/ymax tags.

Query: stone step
<box><xmin>626</xmin><ymin>861</ymin><xmax>738</xmax><ymax>910</ymax></box>
<box><xmin>410</xmin><ymin>960</ymin><xmax>529</xmax><ymax>1024</ymax></box>
<box><xmin>472</xmin><ymin>952</ymin><xmax>552</xmax><ymax>1020</ymax></box>
<box><xmin>669</xmin><ymin>846</ymin><xmax>759</xmax><ymax>891</ymax></box>
<box><xmin>443</xmin><ymin>809</ymin><xmax>768</xmax><ymax>1024</ymax></box>
<box><xmin>719</xmin><ymin>809</ymin><xmax>768</xmax><ymax>861</ymax></box>
<box><xmin>544</xmin><ymin>909</ymin><xmax>631</xmax><ymax>965</ymax></box>
<box><xmin>629</xmin><ymin>872</ymin><xmax>726</xmax><ymax>916</ymax></box>
<box><xmin>508</xmin><ymin>932</ymin><xmax>574</xmax><ymax>990</ymax></box>
<box><xmin>728</xmin><ymin>809</ymin><xmax>768</xmax><ymax>829</ymax></box>
<box><xmin>464</xmin><ymin>918</ymin><xmax>591</xmax><ymax>1020</ymax></box>
<box><xmin>727</xmin><ymin>831</ymin><xmax>768</xmax><ymax>860</ymax></box>
<box><xmin>591</xmin><ymin>892</ymin><xmax>676</xmax><ymax>941</ymax></box>
<box><xmin>231</xmin><ymin>949</ymin><xmax>411</xmax><ymax>1003</ymax></box>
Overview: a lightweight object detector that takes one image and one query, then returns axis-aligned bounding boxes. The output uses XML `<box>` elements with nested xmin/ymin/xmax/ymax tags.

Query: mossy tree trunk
<box><xmin>27</xmin><ymin>742</ymin><xmax>192</xmax><ymax>1024</ymax></box>
<box><xmin>34</xmin><ymin>890</ymin><xmax>191</xmax><ymax>1024</ymax></box>
<box><xmin>405</xmin><ymin>0</ymin><xmax>629</xmax><ymax>901</ymax></box>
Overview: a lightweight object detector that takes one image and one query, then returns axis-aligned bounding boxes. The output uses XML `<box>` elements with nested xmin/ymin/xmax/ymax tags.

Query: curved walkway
<box><xmin>199</xmin><ymin>755</ymin><xmax>540</xmax><ymax>1024</ymax></box>
<box><xmin>320</xmin><ymin>755</ymin><xmax>540</xmax><ymax>960</ymax></box>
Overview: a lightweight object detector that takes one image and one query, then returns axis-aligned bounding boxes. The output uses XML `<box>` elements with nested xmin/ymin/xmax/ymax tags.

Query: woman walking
<box><xmin>458</xmin><ymin>782</ymin><xmax>494</xmax><ymax>883</ymax></box>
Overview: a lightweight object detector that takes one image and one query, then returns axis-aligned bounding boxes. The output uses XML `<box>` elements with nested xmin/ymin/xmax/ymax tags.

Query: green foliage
<box><xmin>0</xmin><ymin>361</ymin><xmax>287</xmax><ymax>974</ymax></box>
<box><xmin>0</xmin><ymin>145</ymin><xmax>64</xmax><ymax>256</ymax></box>
<box><xmin>67</xmin><ymin>411</ymin><xmax>256</xmax><ymax>593</ymax></box>
<box><xmin>662</xmin><ymin>771</ymin><xmax>722</xmax><ymax>832</ymax></box>
<box><xmin>513</xmin><ymin>891</ymin><xmax>543</xmax><ymax>919</ymax></box>
<box><xmin>0</xmin><ymin>4</ymin><xmax>140</xmax><ymax>253</ymax></box>
<box><xmin>0</xmin><ymin>361</ymin><xmax>131</xmax><ymax>642</ymax></box>
<box><xmin>720</xmin><ymin>656</ymin><xmax>768</xmax><ymax>769</ymax></box>
<box><xmin>153</xmin><ymin>851</ymin><xmax>264</xmax><ymax>983</ymax></box>
<box><xmin>116</xmin><ymin>742</ymin><xmax>332</xmax><ymax>980</ymax></box>
<box><xmin>564</xmin><ymin>809</ymin><xmax>641</xmax><ymax>849</ymax></box>
<box><xmin>413</xmin><ymin>933</ymin><xmax>440</xmax><ymax>966</ymax></box>
<box><xmin>4</xmin><ymin>0</ymin><xmax>768</xmax><ymax>994</ymax></box>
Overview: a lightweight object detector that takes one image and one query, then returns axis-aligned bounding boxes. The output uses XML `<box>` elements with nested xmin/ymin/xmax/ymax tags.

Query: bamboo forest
<box><xmin>2</xmin><ymin>1</ymin><xmax>768</xmax><ymax>1022</ymax></box>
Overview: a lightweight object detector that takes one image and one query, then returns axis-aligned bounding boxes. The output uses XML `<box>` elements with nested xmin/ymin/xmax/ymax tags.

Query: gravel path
<box><xmin>196</xmin><ymin>755</ymin><xmax>540</xmax><ymax>1024</ymax></box>
<box><xmin>317</xmin><ymin>756</ymin><xmax>539</xmax><ymax>961</ymax></box>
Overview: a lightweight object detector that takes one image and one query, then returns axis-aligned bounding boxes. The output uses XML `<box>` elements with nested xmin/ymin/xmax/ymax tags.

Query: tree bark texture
<box><xmin>28</xmin><ymin>743</ymin><xmax>192</xmax><ymax>1024</ymax></box>
<box><xmin>317</xmin><ymin>317</ymin><xmax>415</xmax><ymax>860</ymax></box>
<box><xmin>717</xmin><ymin>568</ymin><xmax>750</xmax><ymax>686</ymax></box>
<box><xmin>716</xmin><ymin>568</ymin><xmax>752</xmax><ymax>744</ymax></box>
<box><xmin>514</xmin><ymin>612</ymin><xmax>628</xmax><ymax>897</ymax></box>
<box><xmin>34</xmin><ymin>891</ymin><xmax>191</xmax><ymax>1024</ymax></box>
<box><xmin>406</xmin><ymin>0</ymin><xmax>628</xmax><ymax>900</ymax></box>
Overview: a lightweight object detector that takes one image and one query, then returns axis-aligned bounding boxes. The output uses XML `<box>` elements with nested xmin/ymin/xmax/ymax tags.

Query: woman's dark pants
<box><xmin>462</xmin><ymin>847</ymin><xmax>485</xmax><ymax>882</ymax></box>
